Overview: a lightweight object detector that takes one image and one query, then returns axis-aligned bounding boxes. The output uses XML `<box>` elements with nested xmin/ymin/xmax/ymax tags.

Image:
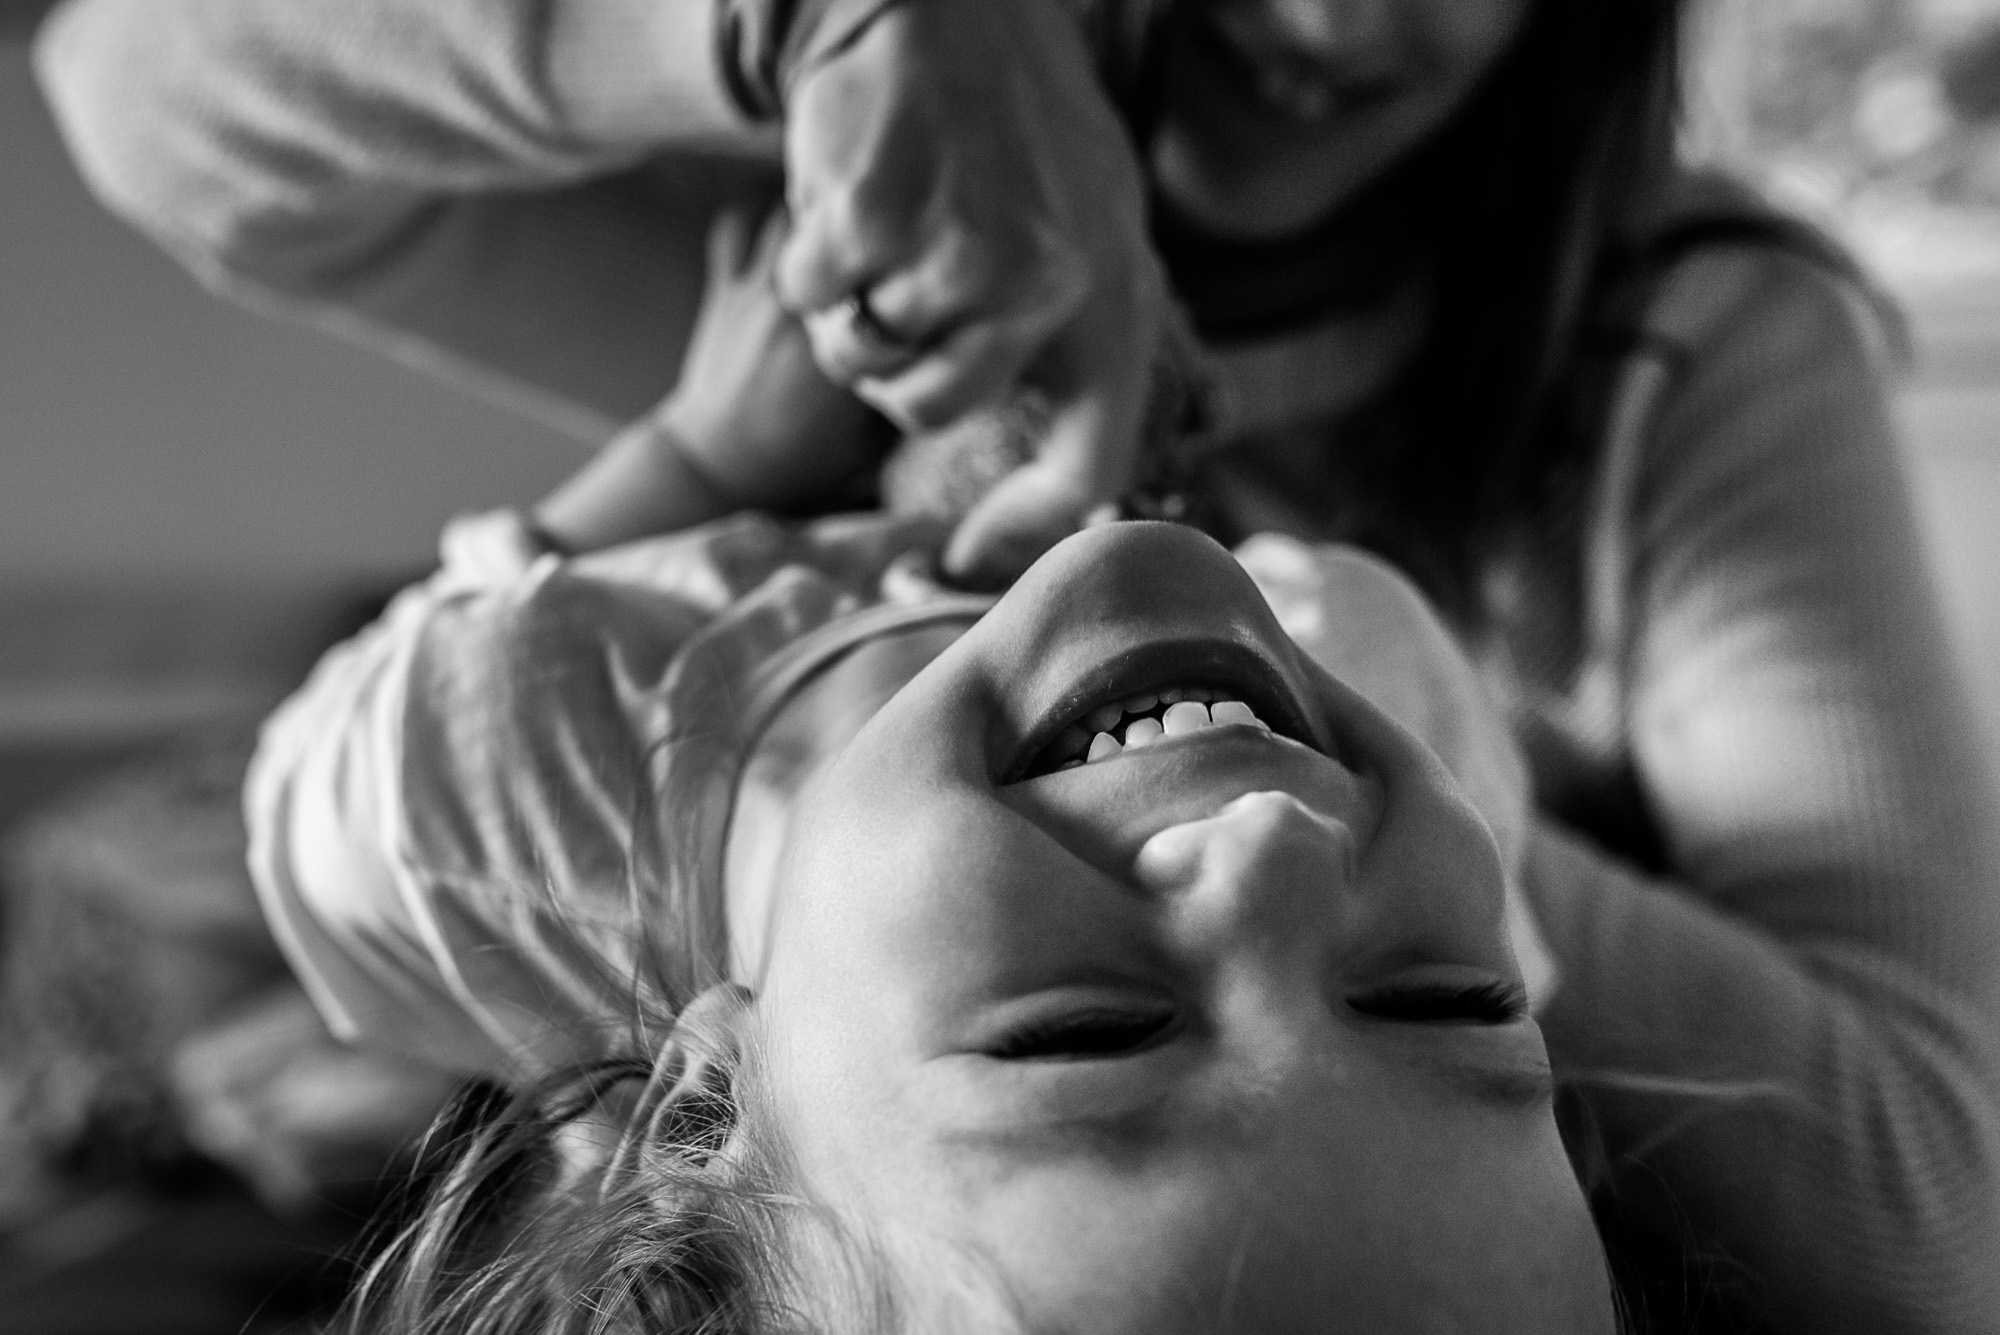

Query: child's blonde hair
<box><xmin>335</xmin><ymin>985</ymin><xmax>830</xmax><ymax>1335</ymax></box>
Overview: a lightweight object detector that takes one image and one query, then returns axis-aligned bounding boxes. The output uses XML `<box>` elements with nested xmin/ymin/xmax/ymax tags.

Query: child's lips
<box><xmin>999</xmin><ymin>726</ymin><xmax>1380</xmax><ymax>879</ymax></box>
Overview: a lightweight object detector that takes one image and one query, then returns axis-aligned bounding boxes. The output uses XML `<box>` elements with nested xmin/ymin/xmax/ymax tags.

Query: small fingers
<box><xmin>939</xmin><ymin>311</ymin><xmax>1154</xmax><ymax>586</ymax></box>
<box><xmin>742</xmin><ymin>195</ymin><xmax>793</xmax><ymax>277</ymax></box>
<box><xmin>438</xmin><ymin>509</ymin><xmax>550</xmax><ymax>588</ymax></box>
<box><xmin>854</xmin><ymin>316</ymin><xmax>1038</xmax><ymax>430</ymax></box>
<box><xmin>940</xmin><ymin>451</ymin><xmax>1102</xmax><ymax>589</ymax></box>
<box><xmin>803</xmin><ymin>292</ymin><xmax>929</xmax><ymax>384</ymax></box>
<box><xmin>703</xmin><ymin>204</ymin><xmax>760</xmax><ymax>285</ymax></box>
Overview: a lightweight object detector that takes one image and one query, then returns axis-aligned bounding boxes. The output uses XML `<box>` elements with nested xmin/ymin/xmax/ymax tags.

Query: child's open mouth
<box><xmin>1023</xmin><ymin>686</ymin><xmax>1277</xmax><ymax>776</ymax></box>
<box><xmin>1008</xmin><ymin>637</ymin><xmax>1314</xmax><ymax>783</ymax></box>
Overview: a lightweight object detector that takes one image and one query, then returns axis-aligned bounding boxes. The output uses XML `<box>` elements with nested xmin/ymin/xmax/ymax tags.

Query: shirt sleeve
<box><xmin>34</xmin><ymin>0</ymin><xmax>777</xmax><ymax>427</ymax></box>
<box><xmin>1527</xmin><ymin>249</ymin><xmax>2000</xmax><ymax>1331</ymax></box>
<box><xmin>245</xmin><ymin>557</ymin><xmax>717</xmax><ymax>1081</ymax></box>
<box><xmin>243</xmin><ymin>512</ymin><xmax>929</xmax><ymax>1083</ymax></box>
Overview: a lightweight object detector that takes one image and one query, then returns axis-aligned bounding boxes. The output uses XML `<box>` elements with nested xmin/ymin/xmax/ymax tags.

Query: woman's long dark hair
<box><xmin>1140</xmin><ymin>0</ymin><xmax>1695</xmax><ymax>622</ymax></box>
<box><xmin>1407</xmin><ymin>0</ymin><xmax>1687</xmax><ymax>586</ymax></box>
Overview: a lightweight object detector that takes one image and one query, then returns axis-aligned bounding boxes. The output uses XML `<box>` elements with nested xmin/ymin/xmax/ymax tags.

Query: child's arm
<box><xmin>530</xmin><ymin>416</ymin><xmax>737</xmax><ymax>555</ymax></box>
<box><xmin>531</xmin><ymin>202</ymin><xmax>885</xmax><ymax>556</ymax></box>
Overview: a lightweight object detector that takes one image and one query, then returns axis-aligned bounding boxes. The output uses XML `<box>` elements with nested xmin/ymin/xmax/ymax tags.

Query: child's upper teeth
<box><xmin>1072</xmin><ymin>695</ymin><xmax>1272</xmax><ymax>767</ymax></box>
<box><xmin>1122</xmin><ymin>716</ymin><xmax>1166</xmax><ymax>749</ymax></box>
<box><xmin>1209</xmin><ymin>700</ymin><xmax>1269</xmax><ymax>731</ymax></box>
<box><xmin>1048</xmin><ymin>690</ymin><xmax>1274</xmax><ymax>772</ymax></box>
<box><xmin>1086</xmin><ymin>703</ymin><xmax>1126</xmax><ymax>734</ymax></box>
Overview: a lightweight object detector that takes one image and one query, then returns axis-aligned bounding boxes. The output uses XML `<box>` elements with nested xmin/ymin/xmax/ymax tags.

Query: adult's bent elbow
<box><xmin>34</xmin><ymin>0</ymin><xmax>327</xmax><ymax>292</ymax></box>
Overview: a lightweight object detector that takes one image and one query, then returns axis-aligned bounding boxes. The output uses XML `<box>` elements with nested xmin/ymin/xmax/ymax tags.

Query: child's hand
<box><xmin>660</xmin><ymin>202</ymin><xmax>886</xmax><ymax>511</ymax></box>
<box><xmin>439</xmin><ymin>507</ymin><xmax>556</xmax><ymax>587</ymax></box>
<box><xmin>533</xmin><ymin>202</ymin><xmax>886</xmax><ymax>555</ymax></box>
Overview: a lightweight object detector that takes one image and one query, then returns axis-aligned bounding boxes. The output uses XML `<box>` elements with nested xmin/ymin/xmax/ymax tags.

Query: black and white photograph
<box><xmin>3</xmin><ymin>1</ymin><xmax>2000</xmax><ymax>1331</ymax></box>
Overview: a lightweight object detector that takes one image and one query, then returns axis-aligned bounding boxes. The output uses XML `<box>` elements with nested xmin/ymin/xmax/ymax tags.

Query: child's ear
<box><xmin>627</xmin><ymin>983</ymin><xmax>756</xmax><ymax>1159</ymax></box>
<box><xmin>555</xmin><ymin>984</ymin><xmax>756</xmax><ymax>1195</ymax></box>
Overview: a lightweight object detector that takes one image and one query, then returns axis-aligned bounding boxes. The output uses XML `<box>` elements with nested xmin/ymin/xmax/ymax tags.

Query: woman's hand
<box><xmin>779</xmin><ymin>0</ymin><xmax>1166</xmax><ymax>586</ymax></box>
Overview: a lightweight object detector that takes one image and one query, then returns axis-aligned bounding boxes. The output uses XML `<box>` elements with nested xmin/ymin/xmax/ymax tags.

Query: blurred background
<box><xmin>2</xmin><ymin>0</ymin><xmax>1999</xmax><ymax>1330</ymax></box>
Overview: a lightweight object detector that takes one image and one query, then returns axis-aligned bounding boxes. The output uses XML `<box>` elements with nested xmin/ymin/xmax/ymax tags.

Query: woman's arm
<box><xmin>1529</xmin><ymin>250</ymin><xmax>2000</xmax><ymax>1332</ymax></box>
<box><xmin>34</xmin><ymin>0</ymin><xmax>777</xmax><ymax>426</ymax></box>
<box><xmin>37</xmin><ymin>0</ymin><xmax>1164</xmax><ymax>578</ymax></box>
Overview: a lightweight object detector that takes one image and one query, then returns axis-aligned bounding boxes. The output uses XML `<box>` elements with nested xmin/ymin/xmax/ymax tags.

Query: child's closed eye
<box><xmin>1346</xmin><ymin>979</ymin><xmax>1525</xmax><ymax>1025</ymax></box>
<box><xmin>985</xmin><ymin>1007</ymin><xmax>1183</xmax><ymax>1061</ymax></box>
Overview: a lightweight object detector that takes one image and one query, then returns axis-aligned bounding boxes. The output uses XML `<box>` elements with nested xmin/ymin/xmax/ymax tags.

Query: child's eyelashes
<box><xmin>1345</xmin><ymin>978</ymin><xmax>1526</xmax><ymax>1026</ymax></box>
<box><xmin>984</xmin><ymin>1007</ymin><xmax>1183</xmax><ymax>1061</ymax></box>
<box><xmin>978</xmin><ymin>976</ymin><xmax>1522</xmax><ymax>1065</ymax></box>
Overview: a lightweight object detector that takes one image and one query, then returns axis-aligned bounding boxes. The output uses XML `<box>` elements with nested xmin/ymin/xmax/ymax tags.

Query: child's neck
<box><xmin>723</xmin><ymin>621</ymin><xmax>969</xmax><ymax>985</ymax></box>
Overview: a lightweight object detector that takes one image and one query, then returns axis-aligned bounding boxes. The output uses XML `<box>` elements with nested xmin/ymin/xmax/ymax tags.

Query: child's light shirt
<box><xmin>249</xmin><ymin>512</ymin><xmax>970</xmax><ymax>1078</ymax></box>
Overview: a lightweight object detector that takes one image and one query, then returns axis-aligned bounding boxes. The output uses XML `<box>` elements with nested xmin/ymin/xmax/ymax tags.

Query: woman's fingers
<box><xmin>939</xmin><ymin>252</ymin><xmax>1164</xmax><ymax>585</ymax></box>
<box><xmin>783</xmin><ymin>181</ymin><xmax>1090</xmax><ymax>402</ymax></box>
<box><xmin>850</xmin><ymin>311</ymin><xmax>1038</xmax><ymax>430</ymax></box>
<box><xmin>941</xmin><ymin>364</ymin><xmax>1144</xmax><ymax>587</ymax></box>
<box><xmin>938</xmin><ymin>454</ymin><xmax>1095</xmax><ymax>588</ymax></box>
<box><xmin>704</xmin><ymin>203</ymin><xmax>757</xmax><ymax>286</ymax></box>
<box><xmin>802</xmin><ymin>293</ymin><xmax>927</xmax><ymax>384</ymax></box>
<box><xmin>775</xmin><ymin>0</ymin><xmax>1156</xmax><ymax>535</ymax></box>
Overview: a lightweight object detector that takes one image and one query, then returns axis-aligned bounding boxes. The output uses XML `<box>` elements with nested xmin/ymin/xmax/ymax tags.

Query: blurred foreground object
<box><xmin>0</xmin><ymin>733</ymin><xmax>454</xmax><ymax>1219</ymax></box>
<box><xmin>172</xmin><ymin>988</ymin><xmax>457</xmax><ymax>1213</ymax></box>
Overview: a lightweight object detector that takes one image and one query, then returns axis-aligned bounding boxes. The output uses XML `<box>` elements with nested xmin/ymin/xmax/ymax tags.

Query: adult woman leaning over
<box><xmin>34</xmin><ymin>0</ymin><xmax>2000</xmax><ymax>1328</ymax></box>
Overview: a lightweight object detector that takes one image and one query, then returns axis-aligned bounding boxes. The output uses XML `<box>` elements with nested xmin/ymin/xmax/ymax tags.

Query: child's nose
<box><xmin>1132</xmin><ymin>790</ymin><xmax>1366</xmax><ymax>965</ymax></box>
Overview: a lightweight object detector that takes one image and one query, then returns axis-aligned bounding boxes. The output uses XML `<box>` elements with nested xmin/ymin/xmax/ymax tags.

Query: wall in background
<box><xmin>0</xmin><ymin>48</ymin><xmax>579</xmax><ymax>586</ymax></box>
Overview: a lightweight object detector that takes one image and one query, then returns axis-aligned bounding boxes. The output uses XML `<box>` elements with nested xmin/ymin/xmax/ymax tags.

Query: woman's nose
<box><xmin>1132</xmin><ymin>790</ymin><xmax>1366</xmax><ymax>964</ymax></box>
<box><xmin>1252</xmin><ymin>0</ymin><xmax>1392</xmax><ymax>58</ymax></box>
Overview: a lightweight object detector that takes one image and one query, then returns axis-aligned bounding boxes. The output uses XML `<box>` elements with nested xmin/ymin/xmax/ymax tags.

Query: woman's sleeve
<box><xmin>1528</xmin><ymin>250</ymin><xmax>2000</xmax><ymax>1331</ymax></box>
<box><xmin>33</xmin><ymin>0</ymin><xmax>777</xmax><ymax>426</ymax></box>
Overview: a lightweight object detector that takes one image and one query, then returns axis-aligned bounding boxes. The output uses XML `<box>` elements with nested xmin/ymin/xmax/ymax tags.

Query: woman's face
<box><xmin>1152</xmin><ymin>0</ymin><xmax>1534</xmax><ymax>238</ymax></box>
<box><xmin>743</xmin><ymin>524</ymin><xmax>1610</xmax><ymax>1332</ymax></box>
